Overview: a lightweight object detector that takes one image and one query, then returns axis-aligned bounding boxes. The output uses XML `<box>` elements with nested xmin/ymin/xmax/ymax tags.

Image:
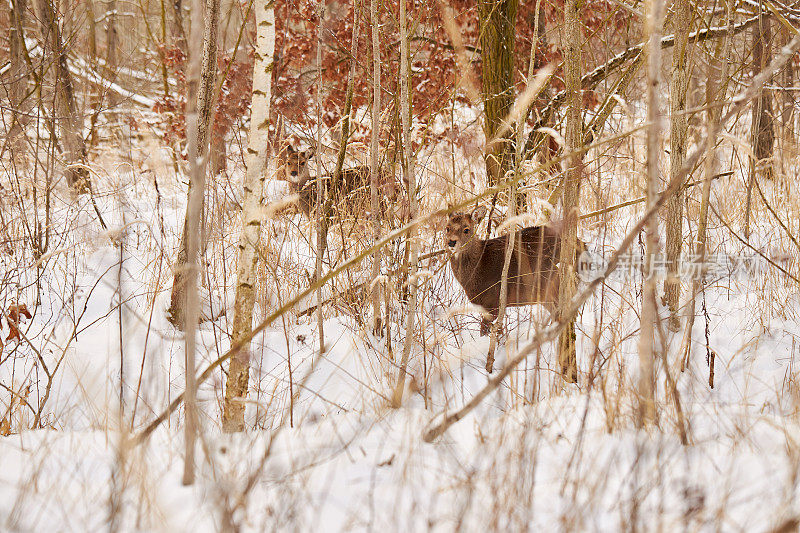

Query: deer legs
<box><xmin>479</xmin><ymin>308</ymin><xmax>499</xmax><ymax>337</ymax></box>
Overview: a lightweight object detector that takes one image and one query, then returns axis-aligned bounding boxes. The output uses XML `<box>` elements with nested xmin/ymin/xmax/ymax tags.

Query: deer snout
<box><xmin>448</xmin><ymin>239</ymin><xmax>457</xmax><ymax>248</ymax></box>
<box><xmin>290</xmin><ymin>170</ymin><xmax>298</xmax><ymax>177</ymax></box>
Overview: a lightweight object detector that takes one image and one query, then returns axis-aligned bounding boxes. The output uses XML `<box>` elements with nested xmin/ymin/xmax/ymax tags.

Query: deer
<box><xmin>444</xmin><ymin>205</ymin><xmax>584</xmax><ymax>339</ymax></box>
<box><xmin>277</xmin><ymin>144</ymin><xmax>407</xmax><ymax>220</ymax></box>
<box><xmin>278</xmin><ymin>144</ymin><xmax>314</xmax><ymax>183</ymax></box>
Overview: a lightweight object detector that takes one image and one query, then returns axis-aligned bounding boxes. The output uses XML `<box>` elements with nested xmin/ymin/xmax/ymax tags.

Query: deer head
<box><xmin>444</xmin><ymin>205</ymin><xmax>487</xmax><ymax>257</ymax></box>
<box><xmin>279</xmin><ymin>144</ymin><xmax>314</xmax><ymax>184</ymax></box>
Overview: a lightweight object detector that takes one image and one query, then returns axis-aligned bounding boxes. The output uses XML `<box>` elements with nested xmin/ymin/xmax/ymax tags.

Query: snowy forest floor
<box><xmin>2</xmin><ymin>110</ymin><xmax>800</xmax><ymax>532</ymax></box>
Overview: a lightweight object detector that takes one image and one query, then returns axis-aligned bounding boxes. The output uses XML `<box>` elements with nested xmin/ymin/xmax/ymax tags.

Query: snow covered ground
<box><xmin>2</xmin><ymin>122</ymin><xmax>800</xmax><ymax>531</ymax></box>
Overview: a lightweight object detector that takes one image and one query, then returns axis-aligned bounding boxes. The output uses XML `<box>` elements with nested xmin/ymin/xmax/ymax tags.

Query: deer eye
<box><xmin>463</xmin><ymin>228</ymin><xmax>469</xmax><ymax>234</ymax></box>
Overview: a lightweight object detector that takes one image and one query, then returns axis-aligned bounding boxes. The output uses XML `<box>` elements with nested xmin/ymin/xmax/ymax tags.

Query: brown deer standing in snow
<box><xmin>277</xmin><ymin>144</ymin><xmax>407</xmax><ymax>220</ymax></box>
<box><xmin>445</xmin><ymin>205</ymin><xmax>583</xmax><ymax>338</ymax></box>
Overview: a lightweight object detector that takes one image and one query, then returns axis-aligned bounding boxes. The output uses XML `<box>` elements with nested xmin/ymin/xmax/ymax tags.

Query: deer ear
<box><xmin>471</xmin><ymin>205</ymin><xmax>487</xmax><ymax>223</ymax></box>
<box><xmin>303</xmin><ymin>147</ymin><xmax>315</xmax><ymax>161</ymax></box>
<box><xmin>287</xmin><ymin>144</ymin><xmax>296</xmax><ymax>154</ymax></box>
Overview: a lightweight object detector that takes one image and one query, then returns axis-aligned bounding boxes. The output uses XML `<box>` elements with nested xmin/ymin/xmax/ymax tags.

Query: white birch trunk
<box><xmin>221</xmin><ymin>1</ymin><xmax>276</xmax><ymax>433</ymax></box>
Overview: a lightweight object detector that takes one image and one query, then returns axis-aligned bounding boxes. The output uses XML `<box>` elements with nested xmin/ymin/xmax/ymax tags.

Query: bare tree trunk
<box><xmin>104</xmin><ymin>0</ymin><xmax>118</xmax><ymax>110</ymax></box>
<box><xmin>7</xmin><ymin>0</ymin><xmax>30</xmax><ymax>162</ymax></box>
<box><xmin>752</xmin><ymin>8</ymin><xmax>775</xmax><ymax>179</ymax></box>
<box><xmin>370</xmin><ymin>0</ymin><xmax>382</xmax><ymax>335</ymax></box>
<box><xmin>391</xmin><ymin>0</ymin><xmax>417</xmax><ymax>407</ymax></box>
<box><xmin>180</xmin><ymin>0</ymin><xmax>207</xmax><ymax>486</ymax></box>
<box><xmin>479</xmin><ymin>0</ymin><xmax>519</xmax><ymax>185</ymax></box>
<box><xmin>637</xmin><ymin>0</ymin><xmax>665</xmax><ymax>428</ymax></box>
<box><xmin>780</xmin><ymin>27</ymin><xmax>795</xmax><ymax>148</ymax></box>
<box><xmin>171</xmin><ymin>0</ymin><xmax>188</xmax><ymax>57</ymax></box>
<box><xmin>197</xmin><ymin>0</ymin><xmax>221</xmax><ymax>249</ymax></box>
<box><xmin>486</xmin><ymin>0</ymin><xmax>543</xmax><ymax>373</ymax></box>
<box><xmin>556</xmin><ymin>0</ymin><xmax>581</xmax><ymax>383</ymax></box>
<box><xmin>221</xmin><ymin>1</ymin><xmax>275</xmax><ymax>434</ymax></box>
<box><xmin>664</xmin><ymin>0</ymin><xmax>692</xmax><ymax>330</ymax></box>
<box><xmin>158</xmin><ymin>0</ymin><xmax>173</xmax><ymax>98</ymax></box>
<box><xmin>313</xmin><ymin>0</ymin><xmax>361</xmax><ymax>354</ymax></box>
<box><xmin>85</xmin><ymin>0</ymin><xmax>102</xmax><ymax>148</ymax></box>
<box><xmin>167</xmin><ymin>0</ymin><xmax>220</xmax><ymax>328</ymax></box>
<box><xmin>777</xmin><ymin>25</ymin><xmax>795</xmax><ymax>173</ymax></box>
<box><xmin>532</xmin><ymin>5</ymin><xmax>557</xmax><ymax>183</ymax></box>
<box><xmin>105</xmin><ymin>0</ymin><xmax>117</xmax><ymax>70</ymax></box>
<box><xmin>311</xmin><ymin>0</ymin><xmax>359</xmax><ymax>353</ymax></box>
<box><xmin>35</xmin><ymin>0</ymin><xmax>91</xmax><ymax>194</ymax></box>
<box><xmin>745</xmin><ymin>6</ymin><xmax>774</xmax><ymax>237</ymax></box>
<box><xmin>196</xmin><ymin>0</ymin><xmax>220</xmax><ymax>155</ymax></box>
<box><xmin>87</xmin><ymin>0</ymin><xmax>97</xmax><ymax>60</ymax></box>
<box><xmin>313</xmin><ymin>0</ymin><xmax>325</xmax><ymax>353</ymax></box>
<box><xmin>210</xmin><ymin>131</ymin><xmax>227</xmax><ymax>177</ymax></box>
<box><xmin>681</xmin><ymin>0</ymin><xmax>734</xmax><ymax>372</ymax></box>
